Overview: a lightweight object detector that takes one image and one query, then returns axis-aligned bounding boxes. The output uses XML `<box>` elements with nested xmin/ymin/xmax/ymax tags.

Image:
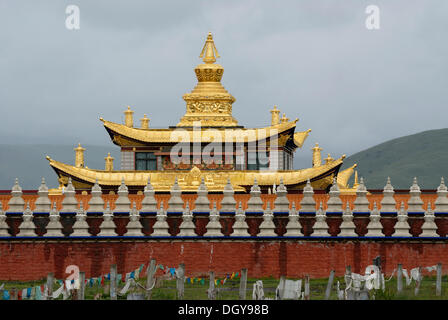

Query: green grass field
<box><xmin>2</xmin><ymin>275</ymin><xmax>448</xmax><ymax>300</ymax></box>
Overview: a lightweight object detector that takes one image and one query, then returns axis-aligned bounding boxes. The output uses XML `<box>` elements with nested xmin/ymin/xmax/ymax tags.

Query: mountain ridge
<box><xmin>341</xmin><ymin>128</ymin><xmax>448</xmax><ymax>189</ymax></box>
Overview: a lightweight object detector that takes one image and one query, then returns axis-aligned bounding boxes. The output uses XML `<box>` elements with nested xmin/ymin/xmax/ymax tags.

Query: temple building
<box><xmin>47</xmin><ymin>33</ymin><xmax>356</xmax><ymax>192</ymax></box>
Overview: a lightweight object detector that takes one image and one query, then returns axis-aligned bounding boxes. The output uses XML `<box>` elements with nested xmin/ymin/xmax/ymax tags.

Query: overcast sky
<box><xmin>1</xmin><ymin>1</ymin><xmax>447</xmax><ymax>164</ymax></box>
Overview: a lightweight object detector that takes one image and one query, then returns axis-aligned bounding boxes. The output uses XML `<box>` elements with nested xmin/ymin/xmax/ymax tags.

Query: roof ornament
<box><xmin>324</xmin><ymin>153</ymin><xmax>334</xmax><ymax>164</ymax></box>
<box><xmin>270</xmin><ymin>106</ymin><xmax>281</xmax><ymax>126</ymax></box>
<box><xmin>74</xmin><ymin>143</ymin><xmax>86</xmax><ymax>168</ymax></box>
<box><xmin>140</xmin><ymin>114</ymin><xmax>149</xmax><ymax>129</ymax></box>
<box><xmin>124</xmin><ymin>106</ymin><xmax>134</xmax><ymax>127</ymax></box>
<box><xmin>311</xmin><ymin>143</ymin><xmax>322</xmax><ymax>167</ymax></box>
<box><xmin>105</xmin><ymin>153</ymin><xmax>114</xmax><ymax>171</ymax></box>
<box><xmin>280</xmin><ymin>113</ymin><xmax>289</xmax><ymax>123</ymax></box>
<box><xmin>199</xmin><ymin>32</ymin><xmax>220</xmax><ymax>64</ymax></box>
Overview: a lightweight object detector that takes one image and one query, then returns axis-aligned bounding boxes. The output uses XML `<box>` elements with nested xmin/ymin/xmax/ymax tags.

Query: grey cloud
<box><xmin>0</xmin><ymin>0</ymin><xmax>447</xmax><ymax>168</ymax></box>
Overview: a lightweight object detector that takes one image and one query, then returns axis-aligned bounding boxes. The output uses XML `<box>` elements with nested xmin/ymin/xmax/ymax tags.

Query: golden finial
<box><xmin>270</xmin><ymin>105</ymin><xmax>280</xmax><ymax>126</ymax></box>
<box><xmin>311</xmin><ymin>143</ymin><xmax>322</xmax><ymax>167</ymax></box>
<box><xmin>74</xmin><ymin>143</ymin><xmax>86</xmax><ymax>168</ymax></box>
<box><xmin>280</xmin><ymin>113</ymin><xmax>289</xmax><ymax>123</ymax></box>
<box><xmin>105</xmin><ymin>152</ymin><xmax>114</xmax><ymax>171</ymax></box>
<box><xmin>124</xmin><ymin>106</ymin><xmax>134</xmax><ymax>127</ymax></box>
<box><xmin>140</xmin><ymin>114</ymin><xmax>150</xmax><ymax>129</ymax></box>
<box><xmin>74</xmin><ymin>143</ymin><xmax>84</xmax><ymax>151</ymax></box>
<box><xmin>324</xmin><ymin>153</ymin><xmax>334</xmax><ymax>164</ymax></box>
<box><xmin>199</xmin><ymin>32</ymin><xmax>220</xmax><ymax>64</ymax></box>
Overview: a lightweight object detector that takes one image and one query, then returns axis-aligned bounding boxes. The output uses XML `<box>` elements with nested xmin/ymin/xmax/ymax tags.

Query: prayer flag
<box><xmin>26</xmin><ymin>287</ymin><xmax>32</xmax><ymax>299</ymax></box>
<box><xmin>200</xmin><ymin>278</ymin><xmax>205</xmax><ymax>285</ymax></box>
<box><xmin>35</xmin><ymin>286</ymin><xmax>42</xmax><ymax>300</ymax></box>
<box><xmin>117</xmin><ymin>274</ymin><xmax>122</xmax><ymax>284</ymax></box>
<box><xmin>3</xmin><ymin>290</ymin><xmax>10</xmax><ymax>300</ymax></box>
<box><xmin>106</xmin><ymin>273</ymin><xmax>110</xmax><ymax>280</ymax></box>
<box><xmin>130</xmin><ymin>271</ymin><xmax>135</xmax><ymax>279</ymax></box>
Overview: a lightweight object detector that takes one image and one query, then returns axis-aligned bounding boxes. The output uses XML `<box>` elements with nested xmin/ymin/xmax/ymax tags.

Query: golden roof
<box><xmin>47</xmin><ymin>155</ymin><xmax>345</xmax><ymax>192</ymax></box>
<box><xmin>101</xmin><ymin>118</ymin><xmax>301</xmax><ymax>145</ymax></box>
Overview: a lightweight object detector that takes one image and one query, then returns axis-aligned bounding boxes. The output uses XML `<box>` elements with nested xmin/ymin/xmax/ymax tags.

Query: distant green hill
<box><xmin>0</xmin><ymin>144</ymin><xmax>120</xmax><ymax>189</ymax></box>
<box><xmin>341</xmin><ymin>128</ymin><xmax>448</xmax><ymax>189</ymax></box>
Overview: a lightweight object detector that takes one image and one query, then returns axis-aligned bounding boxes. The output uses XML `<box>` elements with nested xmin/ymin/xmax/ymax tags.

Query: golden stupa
<box><xmin>47</xmin><ymin>33</ymin><xmax>356</xmax><ymax>192</ymax></box>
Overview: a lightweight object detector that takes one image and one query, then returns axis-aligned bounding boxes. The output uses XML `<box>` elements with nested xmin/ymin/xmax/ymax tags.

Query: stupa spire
<box><xmin>177</xmin><ymin>32</ymin><xmax>238</xmax><ymax>127</ymax></box>
<box><xmin>199</xmin><ymin>32</ymin><xmax>220</xmax><ymax>64</ymax></box>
